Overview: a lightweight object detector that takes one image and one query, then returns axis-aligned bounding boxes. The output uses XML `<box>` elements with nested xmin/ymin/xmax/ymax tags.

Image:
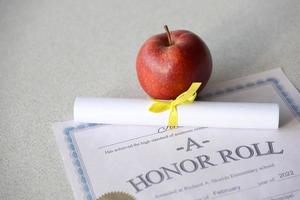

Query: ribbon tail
<box><xmin>173</xmin><ymin>82</ymin><xmax>202</xmax><ymax>104</ymax></box>
<box><xmin>186</xmin><ymin>92</ymin><xmax>197</xmax><ymax>103</ymax></box>
<box><xmin>168</xmin><ymin>106</ymin><xmax>178</xmax><ymax>127</ymax></box>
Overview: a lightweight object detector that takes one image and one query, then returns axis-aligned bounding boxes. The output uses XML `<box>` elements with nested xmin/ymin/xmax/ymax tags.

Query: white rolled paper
<box><xmin>74</xmin><ymin>97</ymin><xmax>279</xmax><ymax>129</ymax></box>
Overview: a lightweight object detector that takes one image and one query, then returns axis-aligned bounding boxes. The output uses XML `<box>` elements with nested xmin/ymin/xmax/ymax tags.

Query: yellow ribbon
<box><xmin>148</xmin><ymin>82</ymin><xmax>202</xmax><ymax>127</ymax></box>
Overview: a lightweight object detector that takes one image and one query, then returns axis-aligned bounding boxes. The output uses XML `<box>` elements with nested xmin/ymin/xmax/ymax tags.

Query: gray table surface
<box><xmin>1</xmin><ymin>0</ymin><xmax>300</xmax><ymax>199</ymax></box>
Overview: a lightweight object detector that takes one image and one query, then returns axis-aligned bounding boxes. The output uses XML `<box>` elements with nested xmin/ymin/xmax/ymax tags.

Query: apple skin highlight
<box><xmin>136</xmin><ymin>27</ymin><xmax>212</xmax><ymax>100</ymax></box>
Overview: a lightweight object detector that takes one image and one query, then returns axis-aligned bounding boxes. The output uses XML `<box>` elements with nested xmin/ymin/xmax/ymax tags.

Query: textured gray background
<box><xmin>0</xmin><ymin>0</ymin><xmax>299</xmax><ymax>199</ymax></box>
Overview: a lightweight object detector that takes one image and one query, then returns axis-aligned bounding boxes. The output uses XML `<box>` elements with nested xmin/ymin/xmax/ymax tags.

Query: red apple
<box><xmin>136</xmin><ymin>25</ymin><xmax>212</xmax><ymax>100</ymax></box>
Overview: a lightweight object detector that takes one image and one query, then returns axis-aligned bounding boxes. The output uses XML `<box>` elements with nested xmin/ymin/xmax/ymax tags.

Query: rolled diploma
<box><xmin>74</xmin><ymin>97</ymin><xmax>279</xmax><ymax>129</ymax></box>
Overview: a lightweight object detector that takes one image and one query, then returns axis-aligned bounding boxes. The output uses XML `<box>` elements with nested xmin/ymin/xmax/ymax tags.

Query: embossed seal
<box><xmin>97</xmin><ymin>191</ymin><xmax>135</xmax><ymax>200</ymax></box>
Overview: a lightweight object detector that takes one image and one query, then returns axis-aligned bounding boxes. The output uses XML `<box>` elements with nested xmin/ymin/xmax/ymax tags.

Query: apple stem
<box><xmin>164</xmin><ymin>25</ymin><xmax>173</xmax><ymax>46</ymax></box>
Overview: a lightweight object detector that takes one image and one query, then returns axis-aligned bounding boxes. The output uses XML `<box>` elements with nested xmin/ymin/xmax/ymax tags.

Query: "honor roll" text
<box><xmin>127</xmin><ymin>140</ymin><xmax>283</xmax><ymax>193</ymax></box>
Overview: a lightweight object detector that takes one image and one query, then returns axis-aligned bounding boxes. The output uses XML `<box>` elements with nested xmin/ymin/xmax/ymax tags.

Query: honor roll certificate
<box><xmin>53</xmin><ymin>68</ymin><xmax>300</xmax><ymax>200</ymax></box>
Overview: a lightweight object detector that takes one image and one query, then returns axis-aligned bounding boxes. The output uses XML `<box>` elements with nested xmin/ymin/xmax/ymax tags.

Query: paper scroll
<box><xmin>74</xmin><ymin>97</ymin><xmax>279</xmax><ymax>129</ymax></box>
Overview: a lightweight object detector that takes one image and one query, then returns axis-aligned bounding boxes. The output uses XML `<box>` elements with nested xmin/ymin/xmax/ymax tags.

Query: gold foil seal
<box><xmin>97</xmin><ymin>191</ymin><xmax>136</xmax><ymax>200</ymax></box>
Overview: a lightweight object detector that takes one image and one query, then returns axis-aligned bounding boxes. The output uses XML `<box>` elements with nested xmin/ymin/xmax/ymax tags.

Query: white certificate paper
<box><xmin>53</xmin><ymin>68</ymin><xmax>300</xmax><ymax>200</ymax></box>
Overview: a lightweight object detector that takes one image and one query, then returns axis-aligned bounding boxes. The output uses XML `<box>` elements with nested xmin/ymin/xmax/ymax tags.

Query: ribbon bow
<box><xmin>148</xmin><ymin>82</ymin><xmax>202</xmax><ymax>127</ymax></box>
